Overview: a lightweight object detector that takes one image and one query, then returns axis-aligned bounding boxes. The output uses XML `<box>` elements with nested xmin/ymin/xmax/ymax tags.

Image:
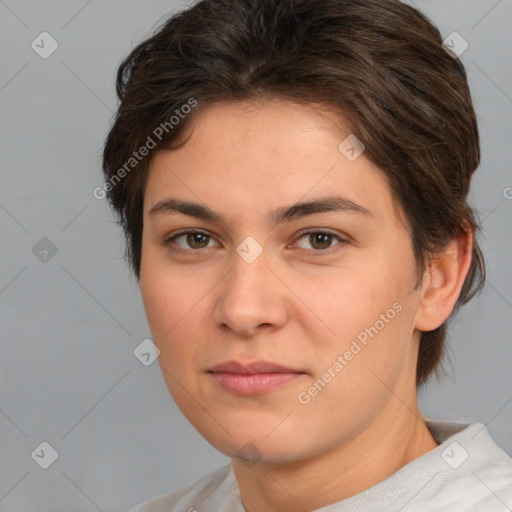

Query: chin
<box><xmin>220</xmin><ymin>437</ymin><xmax>306</xmax><ymax>466</ymax></box>
<box><xmin>193</xmin><ymin>420</ymin><xmax>308</xmax><ymax>465</ymax></box>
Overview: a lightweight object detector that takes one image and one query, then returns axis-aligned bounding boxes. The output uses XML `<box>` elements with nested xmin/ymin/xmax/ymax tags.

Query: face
<box><xmin>140</xmin><ymin>100</ymin><xmax>424</xmax><ymax>465</ymax></box>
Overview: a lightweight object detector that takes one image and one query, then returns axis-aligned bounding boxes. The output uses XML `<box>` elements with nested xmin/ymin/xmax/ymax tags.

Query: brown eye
<box><xmin>293</xmin><ymin>229</ymin><xmax>347</xmax><ymax>254</ymax></box>
<box><xmin>308</xmin><ymin>232</ymin><xmax>333</xmax><ymax>250</ymax></box>
<box><xmin>184</xmin><ymin>232</ymin><xmax>210</xmax><ymax>249</ymax></box>
<box><xmin>165</xmin><ymin>230</ymin><xmax>217</xmax><ymax>250</ymax></box>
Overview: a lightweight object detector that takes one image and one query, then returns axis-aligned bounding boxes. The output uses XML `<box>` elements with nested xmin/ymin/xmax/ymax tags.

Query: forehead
<box><xmin>143</xmin><ymin>100</ymin><xmax>404</xmax><ymax>229</ymax></box>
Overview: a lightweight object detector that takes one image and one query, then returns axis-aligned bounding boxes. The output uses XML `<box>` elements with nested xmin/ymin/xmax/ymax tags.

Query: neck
<box><xmin>232</xmin><ymin>396</ymin><xmax>439</xmax><ymax>512</ymax></box>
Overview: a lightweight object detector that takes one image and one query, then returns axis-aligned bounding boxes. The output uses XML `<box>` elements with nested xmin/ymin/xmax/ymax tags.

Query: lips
<box><xmin>208</xmin><ymin>360</ymin><xmax>304</xmax><ymax>374</ymax></box>
<box><xmin>207</xmin><ymin>360</ymin><xmax>307</xmax><ymax>394</ymax></box>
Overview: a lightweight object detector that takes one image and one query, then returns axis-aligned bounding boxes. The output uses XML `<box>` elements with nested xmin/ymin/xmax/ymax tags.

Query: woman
<box><xmin>101</xmin><ymin>0</ymin><xmax>512</xmax><ymax>510</ymax></box>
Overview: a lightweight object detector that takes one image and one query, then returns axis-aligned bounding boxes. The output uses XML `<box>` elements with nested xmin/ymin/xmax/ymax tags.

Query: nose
<box><xmin>212</xmin><ymin>249</ymin><xmax>288</xmax><ymax>338</ymax></box>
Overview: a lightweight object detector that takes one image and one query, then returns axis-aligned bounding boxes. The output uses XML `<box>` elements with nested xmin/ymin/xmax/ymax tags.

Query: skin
<box><xmin>139</xmin><ymin>99</ymin><xmax>473</xmax><ymax>512</ymax></box>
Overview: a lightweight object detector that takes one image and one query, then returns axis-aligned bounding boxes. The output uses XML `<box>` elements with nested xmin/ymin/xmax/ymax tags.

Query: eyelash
<box><xmin>163</xmin><ymin>228</ymin><xmax>348</xmax><ymax>257</ymax></box>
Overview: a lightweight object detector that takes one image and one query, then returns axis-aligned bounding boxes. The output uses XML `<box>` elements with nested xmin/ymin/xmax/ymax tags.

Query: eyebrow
<box><xmin>148</xmin><ymin>195</ymin><xmax>374</xmax><ymax>227</ymax></box>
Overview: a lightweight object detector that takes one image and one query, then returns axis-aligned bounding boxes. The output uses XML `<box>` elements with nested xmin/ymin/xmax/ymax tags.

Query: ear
<box><xmin>414</xmin><ymin>226</ymin><xmax>473</xmax><ymax>332</ymax></box>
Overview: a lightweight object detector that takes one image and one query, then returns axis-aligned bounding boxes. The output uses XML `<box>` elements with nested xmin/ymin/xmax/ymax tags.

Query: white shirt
<box><xmin>129</xmin><ymin>420</ymin><xmax>512</xmax><ymax>511</ymax></box>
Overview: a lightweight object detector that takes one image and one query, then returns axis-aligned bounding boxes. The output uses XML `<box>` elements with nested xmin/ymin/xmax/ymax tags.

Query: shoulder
<box><xmin>127</xmin><ymin>464</ymin><xmax>236</xmax><ymax>512</ymax></box>
<box><xmin>426</xmin><ymin>421</ymin><xmax>512</xmax><ymax>508</ymax></box>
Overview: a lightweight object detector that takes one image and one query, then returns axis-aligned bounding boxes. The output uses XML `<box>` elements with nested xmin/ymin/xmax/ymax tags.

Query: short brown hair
<box><xmin>102</xmin><ymin>0</ymin><xmax>485</xmax><ymax>387</ymax></box>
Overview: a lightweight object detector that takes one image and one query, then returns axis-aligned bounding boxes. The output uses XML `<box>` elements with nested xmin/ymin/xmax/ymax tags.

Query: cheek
<box><xmin>304</xmin><ymin>260</ymin><xmax>415</xmax><ymax>385</ymax></box>
<box><xmin>316</xmin><ymin>266</ymin><xmax>403</xmax><ymax>337</ymax></box>
<box><xmin>139</xmin><ymin>261</ymin><xmax>204</xmax><ymax>410</ymax></box>
<box><xmin>139</xmin><ymin>253</ymin><xmax>212</xmax><ymax>364</ymax></box>
<box><xmin>140</xmin><ymin>264</ymin><xmax>171</xmax><ymax>337</ymax></box>
<box><xmin>140</xmin><ymin>257</ymin><xmax>180</xmax><ymax>357</ymax></box>
<box><xmin>140</xmin><ymin>247</ymin><xmax>198</xmax><ymax>328</ymax></box>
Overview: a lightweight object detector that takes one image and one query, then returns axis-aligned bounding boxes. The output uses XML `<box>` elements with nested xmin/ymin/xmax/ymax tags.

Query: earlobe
<box><xmin>414</xmin><ymin>228</ymin><xmax>473</xmax><ymax>332</ymax></box>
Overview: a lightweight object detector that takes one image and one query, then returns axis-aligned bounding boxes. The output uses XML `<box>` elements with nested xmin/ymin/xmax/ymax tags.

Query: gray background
<box><xmin>0</xmin><ymin>0</ymin><xmax>510</xmax><ymax>511</ymax></box>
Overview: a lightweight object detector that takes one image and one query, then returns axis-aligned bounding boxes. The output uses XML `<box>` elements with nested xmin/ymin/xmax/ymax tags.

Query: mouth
<box><xmin>207</xmin><ymin>360</ymin><xmax>307</xmax><ymax>395</ymax></box>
